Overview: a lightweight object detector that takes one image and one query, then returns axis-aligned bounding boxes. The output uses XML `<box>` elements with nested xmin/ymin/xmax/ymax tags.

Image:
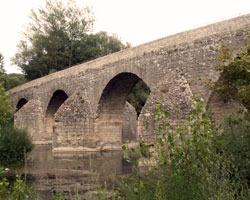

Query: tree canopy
<box><xmin>0</xmin><ymin>52</ymin><xmax>5</xmax><ymax>75</ymax></box>
<box><xmin>12</xmin><ymin>0</ymin><xmax>130</xmax><ymax>80</ymax></box>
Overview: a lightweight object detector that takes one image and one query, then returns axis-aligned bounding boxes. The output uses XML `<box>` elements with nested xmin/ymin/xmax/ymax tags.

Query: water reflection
<box><xmin>21</xmin><ymin>145</ymin><xmax>132</xmax><ymax>199</ymax></box>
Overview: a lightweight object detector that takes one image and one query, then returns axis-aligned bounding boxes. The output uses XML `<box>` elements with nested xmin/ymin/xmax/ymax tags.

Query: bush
<box><xmin>0</xmin><ymin>80</ymin><xmax>13</xmax><ymax>127</ymax></box>
<box><xmin>116</xmin><ymin>99</ymin><xmax>249</xmax><ymax>200</ymax></box>
<box><xmin>218</xmin><ymin>113</ymin><xmax>250</xmax><ymax>184</ymax></box>
<box><xmin>0</xmin><ymin>173</ymin><xmax>37</xmax><ymax>200</ymax></box>
<box><xmin>0</xmin><ymin>125</ymin><xmax>34</xmax><ymax>168</ymax></box>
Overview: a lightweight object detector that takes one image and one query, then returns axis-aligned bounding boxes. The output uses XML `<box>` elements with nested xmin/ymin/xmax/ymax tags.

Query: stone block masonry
<box><xmin>11</xmin><ymin>14</ymin><xmax>250</xmax><ymax>151</ymax></box>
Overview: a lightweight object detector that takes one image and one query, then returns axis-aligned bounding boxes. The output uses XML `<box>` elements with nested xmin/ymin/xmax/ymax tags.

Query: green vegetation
<box><xmin>0</xmin><ymin>78</ymin><xmax>34</xmax><ymax>168</ymax></box>
<box><xmin>208</xmin><ymin>40</ymin><xmax>250</xmax><ymax>111</ymax></box>
<box><xmin>117</xmin><ymin>99</ymin><xmax>249</xmax><ymax>200</ymax></box>
<box><xmin>0</xmin><ymin>125</ymin><xmax>34</xmax><ymax>168</ymax></box>
<box><xmin>0</xmin><ymin>173</ymin><xmax>37</xmax><ymax>200</ymax></box>
<box><xmin>128</xmin><ymin>80</ymin><xmax>151</xmax><ymax>116</ymax></box>
<box><xmin>0</xmin><ymin>51</ymin><xmax>27</xmax><ymax>90</ymax></box>
<box><xmin>0</xmin><ymin>73</ymin><xmax>27</xmax><ymax>90</ymax></box>
<box><xmin>12</xmin><ymin>0</ymin><xmax>130</xmax><ymax>80</ymax></box>
<box><xmin>0</xmin><ymin>78</ymin><xmax>35</xmax><ymax>199</ymax></box>
<box><xmin>0</xmin><ymin>52</ymin><xmax>5</xmax><ymax>75</ymax></box>
<box><xmin>0</xmin><ymin>81</ymin><xmax>13</xmax><ymax>127</ymax></box>
<box><xmin>218</xmin><ymin>113</ymin><xmax>250</xmax><ymax>184</ymax></box>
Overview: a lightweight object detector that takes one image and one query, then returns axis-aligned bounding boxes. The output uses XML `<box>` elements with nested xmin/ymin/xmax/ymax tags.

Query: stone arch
<box><xmin>45</xmin><ymin>90</ymin><xmax>69</xmax><ymax>141</ymax></box>
<box><xmin>96</xmin><ymin>72</ymin><xmax>151</xmax><ymax>146</ymax></box>
<box><xmin>53</xmin><ymin>89</ymin><xmax>94</xmax><ymax>151</ymax></box>
<box><xmin>138</xmin><ymin>69</ymin><xmax>194</xmax><ymax>145</ymax></box>
<box><xmin>14</xmin><ymin>99</ymin><xmax>44</xmax><ymax>143</ymax></box>
<box><xmin>16</xmin><ymin>98</ymin><xmax>28</xmax><ymax>112</ymax></box>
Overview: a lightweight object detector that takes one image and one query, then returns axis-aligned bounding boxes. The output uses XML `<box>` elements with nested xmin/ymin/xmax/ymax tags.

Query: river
<box><xmin>17</xmin><ymin>145</ymin><xmax>132</xmax><ymax>199</ymax></box>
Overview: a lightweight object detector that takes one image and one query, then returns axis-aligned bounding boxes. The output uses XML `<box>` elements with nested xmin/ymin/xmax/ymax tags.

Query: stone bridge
<box><xmin>11</xmin><ymin>14</ymin><xmax>250</xmax><ymax>152</ymax></box>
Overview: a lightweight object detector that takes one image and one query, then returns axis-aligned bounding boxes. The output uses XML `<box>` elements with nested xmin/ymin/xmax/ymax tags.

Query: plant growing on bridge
<box><xmin>207</xmin><ymin>39</ymin><xmax>250</xmax><ymax>112</ymax></box>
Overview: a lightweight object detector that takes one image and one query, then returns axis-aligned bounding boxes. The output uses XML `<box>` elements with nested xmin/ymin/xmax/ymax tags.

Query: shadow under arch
<box><xmin>16</xmin><ymin>98</ymin><xmax>28</xmax><ymax>112</ymax></box>
<box><xmin>96</xmin><ymin>72</ymin><xmax>151</xmax><ymax>145</ymax></box>
<box><xmin>206</xmin><ymin>91</ymin><xmax>242</xmax><ymax>122</ymax></box>
<box><xmin>45</xmin><ymin>90</ymin><xmax>68</xmax><ymax>141</ymax></box>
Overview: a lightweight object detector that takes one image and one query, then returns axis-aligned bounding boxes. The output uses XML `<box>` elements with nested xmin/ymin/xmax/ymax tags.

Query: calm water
<box><xmin>18</xmin><ymin>145</ymin><xmax>132</xmax><ymax>199</ymax></box>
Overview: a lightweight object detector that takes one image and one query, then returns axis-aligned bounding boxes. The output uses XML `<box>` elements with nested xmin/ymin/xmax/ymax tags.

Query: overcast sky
<box><xmin>0</xmin><ymin>0</ymin><xmax>249</xmax><ymax>73</ymax></box>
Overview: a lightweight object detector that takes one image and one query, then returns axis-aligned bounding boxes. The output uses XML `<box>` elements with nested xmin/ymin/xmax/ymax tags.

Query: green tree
<box><xmin>12</xmin><ymin>0</ymin><xmax>130</xmax><ymax>80</ymax></box>
<box><xmin>0</xmin><ymin>73</ymin><xmax>27</xmax><ymax>91</ymax></box>
<box><xmin>208</xmin><ymin>40</ymin><xmax>250</xmax><ymax>111</ymax></box>
<box><xmin>0</xmin><ymin>52</ymin><xmax>5</xmax><ymax>75</ymax></box>
<box><xmin>0</xmin><ymin>80</ymin><xmax>33</xmax><ymax>169</ymax></box>
<box><xmin>5</xmin><ymin>74</ymin><xmax>27</xmax><ymax>90</ymax></box>
<box><xmin>0</xmin><ymin>81</ymin><xmax>13</xmax><ymax>127</ymax></box>
<box><xmin>12</xmin><ymin>0</ymin><xmax>94</xmax><ymax>80</ymax></box>
<box><xmin>128</xmin><ymin>80</ymin><xmax>151</xmax><ymax>116</ymax></box>
<box><xmin>78</xmin><ymin>31</ymin><xmax>130</xmax><ymax>62</ymax></box>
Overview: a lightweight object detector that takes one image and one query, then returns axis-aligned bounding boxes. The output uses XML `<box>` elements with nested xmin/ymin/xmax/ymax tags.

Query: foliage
<box><xmin>128</xmin><ymin>80</ymin><xmax>151</xmax><ymax>116</ymax></box>
<box><xmin>0</xmin><ymin>125</ymin><xmax>34</xmax><ymax>168</ymax></box>
<box><xmin>208</xmin><ymin>40</ymin><xmax>250</xmax><ymax>111</ymax></box>
<box><xmin>78</xmin><ymin>31</ymin><xmax>130</xmax><ymax>62</ymax></box>
<box><xmin>0</xmin><ymin>52</ymin><xmax>5</xmax><ymax>75</ymax></box>
<box><xmin>0</xmin><ymin>174</ymin><xmax>37</xmax><ymax>200</ymax></box>
<box><xmin>12</xmin><ymin>0</ymin><xmax>130</xmax><ymax>80</ymax></box>
<box><xmin>218</xmin><ymin>113</ymin><xmax>250</xmax><ymax>183</ymax></box>
<box><xmin>0</xmin><ymin>80</ymin><xmax>13</xmax><ymax>127</ymax></box>
<box><xmin>117</xmin><ymin>99</ymin><xmax>249</xmax><ymax>200</ymax></box>
<box><xmin>0</xmin><ymin>73</ymin><xmax>27</xmax><ymax>90</ymax></box>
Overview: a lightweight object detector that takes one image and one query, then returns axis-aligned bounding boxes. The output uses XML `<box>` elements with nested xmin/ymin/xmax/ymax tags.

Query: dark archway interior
<box><xmin>127</xmin><ymin>80</ymin><xmax>151</xmax><ymax>117</ymax></box>
<box><xmin>97</xmin><ymin>72</ymin><xmax>150</xmax><ymax>144</ymax></box>
<box><xmin>45</xmin><ymin>90</ymin><xmax>68</xmax><ymax>140</ymax></box>
<box><xmin>16</xmin><ymin>98</ymin><xmax>28</xmax><ymax>111</ymax></box>
<box><xmin>46</xmin><ymin>90</ymin><xmax>68</xmax><ymax>116</ymax></box>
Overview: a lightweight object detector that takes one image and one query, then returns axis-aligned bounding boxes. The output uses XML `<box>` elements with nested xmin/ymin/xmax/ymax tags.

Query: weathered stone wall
<box><xmin>138</xmin><ymin>70</ymin><xmax>194</xmax><ymax>145</ymax></box>
<box><xmin>14</xmin><ymin>99</ymin><xmax>47</xmax><ymax>144</ymax></box>
<box><xmin>10</xmin><ymin>14</ymin><xmax>250</xmax><ymax>151</ymax></box>
<box><xmin>122</xmin><ymin>102</ymin><xmax>137</xmax><ymax>143</ymax></box>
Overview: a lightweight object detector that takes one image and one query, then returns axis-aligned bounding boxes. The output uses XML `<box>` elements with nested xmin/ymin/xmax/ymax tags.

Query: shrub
<box><xmin>0</xmin><ymin>80</ymin><xmax>13</xmax><ymax>128</ymax></box>
<box><xmin>116</xmin><ymin>99</ymin><xmax>249</xmax><ymax>200</ymax></box>
<box><xmin>0</xmin><ymin>125</ymin><xmax>34</xmax><ymax>168</ymax></box>
<box><xmin>218</xmin><ymin>113</ymin><xmax>250</xmax><ymax>184</ymax></box>
<box><xmin>0</xmin><ymin>173</ymin><xmax>37</xmax><ymax>200</ymax></box>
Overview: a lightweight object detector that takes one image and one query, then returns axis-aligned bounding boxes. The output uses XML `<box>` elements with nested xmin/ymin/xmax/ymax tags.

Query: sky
<box><xmin>0</xmin><ymin>0</ymin><xmax>249</xmax><ymax>74</ymax></box>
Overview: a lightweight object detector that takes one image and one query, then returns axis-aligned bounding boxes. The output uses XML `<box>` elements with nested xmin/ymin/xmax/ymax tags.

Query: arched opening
<box><xmin>16</xmin><ymin>98</ymin><xmax>28</xmax><ymax>111</ymax></box>
<box><xmin>206</xmin><ymin>92</ymin><xmax>240</xmax><ymax>122</ymax></box>
<box><xmin>127</xmin><ymin>80</ymin><xmax>151</xmax><ymax>117</ymax></box>
<box><xmin>97</xmin><ymin>72</ymin><xmax>150</xmax><ymax>145</ymax></box>
<box><xmin>45</xmin><ymin>90</ymin><xmax>68</xmax><ymax>141</ymax></box>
